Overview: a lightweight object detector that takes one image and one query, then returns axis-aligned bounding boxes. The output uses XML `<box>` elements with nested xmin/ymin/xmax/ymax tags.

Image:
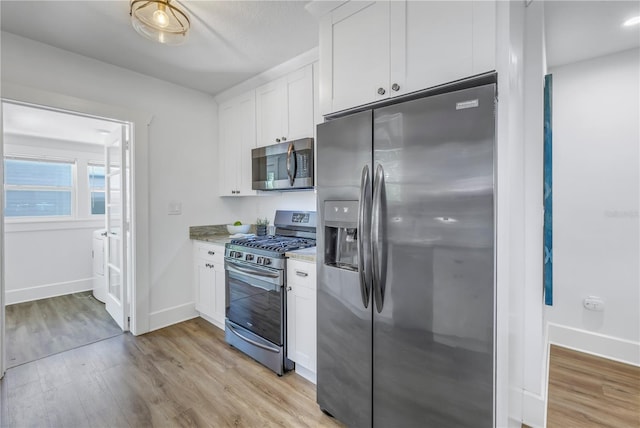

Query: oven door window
<box><xmin>226</xmin><ymin>270</ymin><xmax>283</xmax><ymax>345</ymax></box>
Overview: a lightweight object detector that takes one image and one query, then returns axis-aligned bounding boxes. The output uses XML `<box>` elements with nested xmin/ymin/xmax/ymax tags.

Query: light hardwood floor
<box><xmin>0</xmin><ymin>317</ymin><xmax>343</xmax><ymax>428</ymax></box>
<box><xmin>547</xmin><ymin>344</ymin><xmax>640</xmax><ymax>428</ymax></box>
<box><xmin>5</xmin><ymin>291</ymin><xmax>122</xmax><ymax>368</ymax></box>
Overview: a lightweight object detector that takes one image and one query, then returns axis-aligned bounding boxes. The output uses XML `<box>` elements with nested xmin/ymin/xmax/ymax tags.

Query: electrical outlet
<box><xmin>168</xmin><ymin>202</ymin><xmax>182</xmax><ymax>215</ymax></box>
<box><xmin>583</xmin><ymin>296</ymin><xmax>604</xmax><ymax>312</ymax></box>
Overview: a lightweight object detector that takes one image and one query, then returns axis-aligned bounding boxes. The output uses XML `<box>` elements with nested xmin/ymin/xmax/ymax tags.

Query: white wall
<box><xmin>547</xmin><ymin>48</ymin><xmax>640</xmax><ymax>360</ymax></box>
<box><xmin>229</xmin><ymin>191</ymin><xmax>317</xmax><ymax>225</ymax></box>
<box><xmin>3</xmin><ymin>134</ymin><xmax>104</xmax><ymax>304</ymax></box>
<box><xmin>0</xmin><ymin>32</ymin><xmax>244</xmax><ymax>330</ymax></box>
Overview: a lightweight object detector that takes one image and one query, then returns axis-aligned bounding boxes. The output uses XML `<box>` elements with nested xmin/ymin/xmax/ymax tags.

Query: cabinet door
<box><xmin>236</xmin><ymin>92</ymin><xmax>257</xmax><ymax>196</ymax></box>
<box><xmin>195</xmin><ymin>258</ymin><xmax>215</xmax><ymax>319</ymax></box>
<box><xmin>285</xmin><ymin>65</ymin><xmax>314</xmax><ymax>141</ymax></box>
<box><xmin>218</xmin><ymin>92</ymin><xmax>257</xmax><ymax>196</ymax></box>
<box><xmin>218</xmin><ymin>101</ymin><xmax>239</xmax><ymax>196</ymax></box>
<box><xmin>213</xmin><ymin>268</ymin><xmax>226</xmax><ymax>325</ymax></box>
<box><xmin>256</xmin><ymin>79</ymin><xmax>286</xmax><ymax>147</ymax></box>
<box><xmin>391</xmin><ymin>1</ymin><xmax>496</xmax><ymax>96</ymax></box>
<box><xmin>287</xmin><ymin>283</ymin><xmax>317</xmax><ymax>371</ymax></box>
<box><xmin>322</xmin><ymin>1</ymin><xmax>390</xmax><ymax>114</ymax></box>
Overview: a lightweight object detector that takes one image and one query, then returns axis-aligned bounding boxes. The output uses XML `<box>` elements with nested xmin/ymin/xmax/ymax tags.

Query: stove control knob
<box><xmin>245</xmin><ymin>254</ymin><xmax>254</xmax><ymax>261</ymax></box>
<box><xmin>234</xmin><ymin>252</ymin><xmax>243</xmax><ymax>259</ymax></box>
<box><xmin>263</xmin><ymin>258</ymin><xmax>271</xmax><ymax>266</ymax></box>
<box><xmin>256</xmin><ymin>257</ymin><xmax>264</xmax><ymax>265</ymax></box>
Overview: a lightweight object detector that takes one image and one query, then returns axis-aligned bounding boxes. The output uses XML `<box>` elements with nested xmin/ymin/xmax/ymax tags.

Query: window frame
<box><xmin>4</xmin><ymin>155</ymin><xmax>77</xmax><ymax>221</ymax></box>
<box><xmin>87</xmin><ymin>161</ymin><xmax>106</xmax><ymax>217</ymax></box>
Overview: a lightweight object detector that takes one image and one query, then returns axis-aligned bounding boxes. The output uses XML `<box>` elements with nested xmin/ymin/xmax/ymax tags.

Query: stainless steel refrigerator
<box><xmin>316</xmin><ymin>81</ymin><xmax>496</xmax><ymax>427</ymax></box>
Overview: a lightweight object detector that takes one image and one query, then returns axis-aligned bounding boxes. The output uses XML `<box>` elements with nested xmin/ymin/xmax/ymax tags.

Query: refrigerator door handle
<box><xmin>358</xmin><ymin>165</ymin><xmax>372</xmax><ymax>308</ymax></box>
<box><xmin>372</xmin><ymin>163</ymin><xmax>388</xmax><ymax>313</ymax></box>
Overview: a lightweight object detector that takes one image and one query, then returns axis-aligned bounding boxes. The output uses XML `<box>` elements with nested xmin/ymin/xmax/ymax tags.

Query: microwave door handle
<box><xmin>286</xmin><ymin>143</ymin><xmax>297</xmax><ymax>186</ymax></box>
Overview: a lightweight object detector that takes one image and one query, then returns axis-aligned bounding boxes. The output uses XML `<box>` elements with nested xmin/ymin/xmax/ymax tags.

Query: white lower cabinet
<box><xmin>286</xmin><ymin>258</ymin><xmax>317</xmax><ymax>383</ymax></box>
<box><xmin>193</xmin><ymin>241</ymin><xmax>226</xmax><ymax>330</ymax></box>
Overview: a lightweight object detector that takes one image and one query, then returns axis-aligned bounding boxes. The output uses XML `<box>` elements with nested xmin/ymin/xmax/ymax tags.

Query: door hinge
<box><xmin>127</xmin><ymin>316</ymin><xmax>131</xmax><ymax>329</ymax></box>
<box><xmin>125</xmin><ymin>140</ymin><xmax>130</xmax><ymax>150</ymax></box>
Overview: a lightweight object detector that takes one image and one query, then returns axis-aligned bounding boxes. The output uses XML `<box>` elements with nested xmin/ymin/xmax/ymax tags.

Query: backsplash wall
<box><xmin>218</xmin><ymin>191</ymin><xmax>317</xmax><ymax>225</ymax></box>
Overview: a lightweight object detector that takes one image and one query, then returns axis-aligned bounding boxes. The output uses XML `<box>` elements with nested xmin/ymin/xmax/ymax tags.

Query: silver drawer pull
<box><xmin>295</xmin><ymin>270</ymin><xmax>309</xmax><ymax>277</ymax></box>
<box><xmin>208</xmin><ymin>251</ymin><xmax>215</xmax><ymax>255</ymax></box>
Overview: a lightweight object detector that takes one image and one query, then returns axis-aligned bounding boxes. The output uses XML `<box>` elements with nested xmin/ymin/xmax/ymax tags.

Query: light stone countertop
<box><xmin>189</xmin><ymin>224</ymin><xmax>246</xmax><ymax>245</ymax></box>
<box><xmin>285</xmin><ymin>246</ymin><xmax>317</xmax><ymax>263</ymax></box>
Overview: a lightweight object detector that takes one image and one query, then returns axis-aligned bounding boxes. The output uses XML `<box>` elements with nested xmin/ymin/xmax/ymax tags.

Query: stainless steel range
<box><xmin>224</xmin><ymin>210</ymin><xmax>316</xmax><ymax>375</ymax></box>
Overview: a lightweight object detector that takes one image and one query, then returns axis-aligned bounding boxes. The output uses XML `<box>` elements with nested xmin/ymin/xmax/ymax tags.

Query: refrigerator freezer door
<box><xmin>372</xmin><ymin>84</ymin><xmax>496</xmax><ymax>427</ymax></box>
<box><xmin>317</xmin><ymin>110</ymin><xmax>373</xmax><ymax>428</ymax></box>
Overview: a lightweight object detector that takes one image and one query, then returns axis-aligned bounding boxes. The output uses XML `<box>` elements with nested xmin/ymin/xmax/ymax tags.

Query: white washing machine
<box><xmin>92</xmin><ymin>229</ymin><xmax>107</xmax><ymax>303</ymax></box>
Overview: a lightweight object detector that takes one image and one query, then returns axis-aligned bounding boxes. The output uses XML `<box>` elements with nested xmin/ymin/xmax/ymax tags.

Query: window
<box><xmin>88</xmin><ymin>164</ymin><xmax>106</xmax><ymax>215</ymax></box>
<box><xmin>4</xmin><ymin>158</ymin><xmax>74</xmax><ymax>218</ymax></box>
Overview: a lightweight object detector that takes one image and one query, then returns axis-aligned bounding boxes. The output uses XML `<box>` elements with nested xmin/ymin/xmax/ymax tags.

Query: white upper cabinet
<box><xmin>319</xmin><ymin>0</ymin><xmax>496</xmax><ymax>115</ymax></box>
<box><xmin>256</xmin><ymin>64</ymin><xmax>314</xmax><ymax>147</ymax></box>
<box><xmin>320</xmin><ymin>1</ymin><xmax>390</xmax><ymax>114</ymax></box>
<box><xmin>286</xmin><ymin>65</ymin><xmax>315</xmax><ymax>141</ymax></box>
<box><xmin>256</xmin><ymin>78</ymin><xmax>287</xmax><ymax>147</ymax></box>
<box><xmin>218</xmin><ymin>91</ymin><xmax>257</xmax><ymax>196</ymax></box>
<box><xmin>390</xmin><ymin>1</ymin><xmax>496</xmax><ymax>97</ymax></box>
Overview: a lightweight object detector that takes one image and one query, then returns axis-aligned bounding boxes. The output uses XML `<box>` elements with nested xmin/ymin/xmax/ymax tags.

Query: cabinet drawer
<box><xmin>194</xmin><ymin>242</ymin><xmax>225</xmax><ymax>264</ymax></box>
<box><xmin>287</xmin><ymin>260</ymin><xmax>316</xmax><ymax>289</ymax></box>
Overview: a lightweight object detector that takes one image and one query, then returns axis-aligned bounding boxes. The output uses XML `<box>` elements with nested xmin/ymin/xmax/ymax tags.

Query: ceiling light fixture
<box><xmin>623</xmin><ymin>16</ymin><xmax>640</xmax><ymax>27</ymax></box>
<box><xmin>130</xmin><ymin>0</ymin><xmax>190</xmax><ymax>45</ymax></box>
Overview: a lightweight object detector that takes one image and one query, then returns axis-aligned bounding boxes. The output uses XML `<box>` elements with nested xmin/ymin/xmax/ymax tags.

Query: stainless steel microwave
<box><xmin>251</xmin><ymin>138</ymin><xmax>314</xmax><ymax>191</ymax></box>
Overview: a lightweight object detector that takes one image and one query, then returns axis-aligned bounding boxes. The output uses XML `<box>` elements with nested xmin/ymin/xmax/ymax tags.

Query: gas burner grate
<box><xmin>230</xmin><ymin>236</ymin><xmax>316</xmax><ymax>253</ymax></box>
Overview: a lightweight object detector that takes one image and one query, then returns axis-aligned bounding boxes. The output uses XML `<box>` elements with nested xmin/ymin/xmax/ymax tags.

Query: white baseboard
<box><xmin>199</xmin><ymin>312</ymin><xmax>225</xmax><ymax>331</ymax></box>
<box><xmin>547</xmin><ymin>323</ymin><xmax>640</xmax><ymax>367</ymax></box>
<box><xmin>294</xmin><ymin>364</ymin><xmax>316</xmax><ymax>384</ymax></box>
<box><xmin>148</xmin><ymin>302</ymin><xmax>199</xmax><ymax>332</ymax></box>
<box><xmin>522</xmin><ymin>390</ymin><xmax>546</xmax><ymax>428</ymax></box>
<box><xmin>6</xmin><ymin>278</ymin><xmax>93</xmax><ymax>305</ymax></box>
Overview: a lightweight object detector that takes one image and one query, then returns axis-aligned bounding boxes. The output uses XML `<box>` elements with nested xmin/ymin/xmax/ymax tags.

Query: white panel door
<box><xmin>195</xmin><ymin>258</ymin><xmax>215</xmax><ymax>318</ymax></box>
<box><xmin>218</xmin><ymin>100</ymin><xmax>239</xmax><ymax>196</ymax></box>
<box><xmin>104</xmin><ymin>124</ymin><xmax>129</xmax><ymax>331</ymax></box>
<box><xmin>256</xmin><ymin>79</ymin><xmax>286</xmax><ymax>147</ymax></box>
<box><xmin>392</xmin><ymin>1</ymin><xmax>473</xmax><ymax>96</ymax></box>
<box><xmin>285</xmin><ymin>65</ymin><xmax>314</xmax><ymax>141</ymax></box>
<box><xmin>329</xmin><ymin>1</ymin><xmax>390</xmax><ymax>112</ymax></box>
<box><xmin>236</xmin><ymin>92</ymin><xmax>257</xmax><ymax>196</ymax></box>
<box><xmin>288</xmin><ymin>283</ymin><xmax>317</xmax><ymax>371</ymax></box>
<box><xmin>213</xmin><ymin>269</ymin><xmax>226</xmax><ymax>325</ymax></box>
<box><xmin>391</xmin><ymin>1</ymin><xmax>496</xmax><ymax>96</ymax></box>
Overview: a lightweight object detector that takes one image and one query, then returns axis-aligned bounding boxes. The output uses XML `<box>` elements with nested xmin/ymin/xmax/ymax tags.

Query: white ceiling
<box><xmin>545</xmin><ymin>0</ymin><xmax>640</xmax><ymax>68</ymax></box>
<box><xmin>0</xmin><ymin>0</ymin><xmax>320</xmax><ymax>96</ymax></box>
<box><xmin>3</xmin><ymin>102</ymin><xmax>122</xmax><ymax>145</ymax></box>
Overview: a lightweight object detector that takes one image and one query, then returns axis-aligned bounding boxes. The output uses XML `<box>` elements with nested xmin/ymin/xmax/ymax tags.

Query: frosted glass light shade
<box><xmin>130</xmin><ymin>0</ymin><xmax>190</xmax><ymax>45</ymax></box>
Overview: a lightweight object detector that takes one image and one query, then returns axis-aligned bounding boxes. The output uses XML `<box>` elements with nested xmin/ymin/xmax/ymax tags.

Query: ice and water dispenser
<box><xmin>324</xmin><ymin>201</ymin><xmax>359</xmax><ymax>272</ymax></box>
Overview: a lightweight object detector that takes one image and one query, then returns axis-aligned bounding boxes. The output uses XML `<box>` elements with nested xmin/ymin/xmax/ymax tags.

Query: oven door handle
<box><xmin>227</xmin><ymin>322</ymin><xmax>280</xmax><ymax>353</ymax></box>
<box><xmin>226</xmin><ymin>260</ymin><xmax>280</xmax><ymax>279</ymax></box>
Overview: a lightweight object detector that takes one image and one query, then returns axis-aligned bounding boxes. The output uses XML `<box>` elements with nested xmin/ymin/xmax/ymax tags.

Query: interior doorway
<box><xmin>1</xmin><ymin>100</ymin><xmax>134</xmax><ymax>368</ymax></box>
